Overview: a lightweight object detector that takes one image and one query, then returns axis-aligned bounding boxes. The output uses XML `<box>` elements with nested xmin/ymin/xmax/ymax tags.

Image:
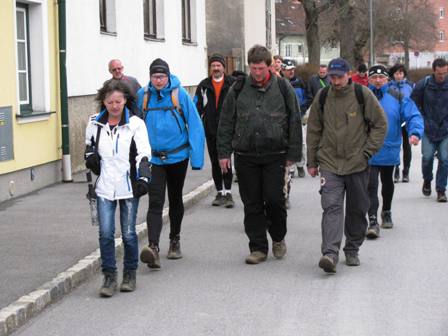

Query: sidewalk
<box><xmin>0</xmin><ymin>158</ymin><xmax>213</xmax><ymax>311</ymax></box>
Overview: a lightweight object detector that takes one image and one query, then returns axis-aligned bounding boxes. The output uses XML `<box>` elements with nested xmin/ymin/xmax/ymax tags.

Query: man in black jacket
<box><xmin>217</xmin><ymin>45</ymin><xmax>302</xmax><ymax>265</ymax></box>
<box><xmin>195</xmin><ymin>54</ymin><xmax>236</xmax><ymax>207</ymax></box>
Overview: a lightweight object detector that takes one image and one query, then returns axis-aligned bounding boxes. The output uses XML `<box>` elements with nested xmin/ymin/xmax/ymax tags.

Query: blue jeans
<box><xmin>97</xmin><ymin>197</ymin><xmax>139</xmax><ymax>273</ymax></box>
<box><xmin>421</xmin><ymin>135</ymin><xmax>448</xmax><ymax>192</ymax></box>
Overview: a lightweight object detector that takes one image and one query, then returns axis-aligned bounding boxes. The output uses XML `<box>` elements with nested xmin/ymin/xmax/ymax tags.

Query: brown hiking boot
<box><xmin>140</xmin><ymin>243</ymin><xmax>161</xmax><ymax>269</ymax></box>
<box><xmin>223</xmin><ymin>193</ymin><xmax>235</xmax><ymax>208</ymax></box>
<box><xmin>437</xmin><ymin>191</ymin><xmax>447</xmax><ymax>202</ymax></box>
<box><xmin>318</xmin><ymin>255</ymin><xmax>337</xmax><ymax>273</ymax></box>
<box><xmin>272</xmin><ymin>240</ymin><xmax>287</xmax><ymax>259</ymax></box>
<box><xmin>245</xmin><ymin>251</ymin><xmax>267</xmax><ymax>265</ymax></box>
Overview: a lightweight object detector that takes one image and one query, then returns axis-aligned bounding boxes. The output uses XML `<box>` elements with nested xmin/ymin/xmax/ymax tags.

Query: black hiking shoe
<box><xmin>422</xmin><ymin>180</ymin><xmax>431</xmax><ymax>196</ymax></box>
<box><xmin>223</xmin><ymin>194</ymin><xmax>235</xmax><ymax>208</ymax></box>
<box><xmin>402</xmin><ymin>170</ymin><xmax>409</xmax><ymax>183</ymax></box>
<box><xmin>297</xmin><ymin>167</ymin><xmax>306</xmax><ymax>178</ymax></box>
<box><xmin>212</xmin><ymin>193</ymin><xmax>224</xmax><ymax>206</ymax></box>
<box><xmin>381</xmin><ymin>210</ymin><xmax>394</xmax><ymax>229</ymax></box>
<box><xmin>99</xmin><ymin>271</ymin><xmax>117</xmax><ymax>297</ymax></box>
<box><xmin>366</xmin><ymin>215</ymin><xmax>380</xmax><ymax>239</ymax></box>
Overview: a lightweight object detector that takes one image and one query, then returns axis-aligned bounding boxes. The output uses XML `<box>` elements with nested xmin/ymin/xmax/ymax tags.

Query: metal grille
<box><xmin>0</xmin><ymin>107</ymin><xmax>14</xmax><ymax>162</ymax></box>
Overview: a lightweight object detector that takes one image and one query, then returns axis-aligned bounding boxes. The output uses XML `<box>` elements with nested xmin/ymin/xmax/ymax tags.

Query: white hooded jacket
<box><xmin>85</xmin><ymin>108</ymin><xmax>151</xmax><ymax>201</ymax></box>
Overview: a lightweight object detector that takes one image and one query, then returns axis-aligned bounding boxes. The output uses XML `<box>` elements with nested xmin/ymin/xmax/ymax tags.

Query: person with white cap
<box><xmin>365</xmin><ymin>64</ymin><xmax>423</xmax><ymax>239</ymax></box>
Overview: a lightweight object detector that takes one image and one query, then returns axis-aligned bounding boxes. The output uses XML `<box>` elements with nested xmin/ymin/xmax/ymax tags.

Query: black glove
<box><xmin>138</xmin><ymin>157</ymin><xmax>152</xmax><ymax>180</ymax></box>
<box><xmin>85</xmin><ymin>145</ymin><xmax>101</xmax><ymax>175</ymax></box>
<box><xmin>134</xmin><ymin>179</ymin><xmax>150</xmax><ymax>198</ymax></box>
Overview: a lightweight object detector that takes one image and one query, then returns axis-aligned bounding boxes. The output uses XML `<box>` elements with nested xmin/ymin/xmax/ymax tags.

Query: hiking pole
<box><xmin>86</xmin><ymin>170</ymin><xmax>99</xmax><ymax>226</ymax></box>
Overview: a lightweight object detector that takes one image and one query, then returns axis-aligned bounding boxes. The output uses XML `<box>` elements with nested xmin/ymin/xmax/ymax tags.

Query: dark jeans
<box><xmin>368</xmin><ymin>165</ymin><xmax>394</xmax><ymax>216</ymax></box>
<box><xmin>146</xmin><ymin>159</ymin><xmax>189</xmax><ymax>246</ymax></box>
<box><xmin>422</xmin><ymin>135</ymin><xmax>448</xmax><ymax>192</ymax></box>
<box><xmin>235</xmin><ymin>153</ymin><xmax>287</xmax><ymax>254</ymax></box>
<box><xmin>97</xmin><ymin>197</ymin><xmax>139</xmax><ymax>273</ymax></box>
<box><xmin>206</xmin><ymin>133</ymin><xmax>233</xmax><ymax>192</ymax></box>
<box><xmin>320</xmin><ymin>169</ymin><xmax>370</xmax><ymax>258</ymax></box>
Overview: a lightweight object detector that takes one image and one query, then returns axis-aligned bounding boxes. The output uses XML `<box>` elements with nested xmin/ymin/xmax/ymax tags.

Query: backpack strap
<box><xmin>277</xmin><ymin>77</ymin><xmax>289</xmax><ymax>100</ymax></box>
<box><xmin>354</xmin><ymin>83</ymin><xmax>365</xmax><ymax>115</ymax></box>
<box><xmin>171</xmin><ymin>87</ymin><xmax>187</xmax><ymax>126</ymax></box>
<box><xmin>318</xmin><ymin>85</ymin><xmax>330</xmax><ymax>115</ymax></box>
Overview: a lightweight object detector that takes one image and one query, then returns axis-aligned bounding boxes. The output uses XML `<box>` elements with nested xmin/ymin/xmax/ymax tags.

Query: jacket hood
<box><xmin>148</xmin><ymin>74</ymin><xmax>181</xmax><ymax>96</ymax></box>
<box><xmin>95</xmin><ymin>107</ymin><xmax>131</xmax><ymax>126</ymax></box>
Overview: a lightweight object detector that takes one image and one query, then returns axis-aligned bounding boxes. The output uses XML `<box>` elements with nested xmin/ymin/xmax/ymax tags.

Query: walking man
<box><xmin>411</xmin><ymin>58</ymin><xmax>448</xmax><ymax>202</ymax></box>
<box><xmin>217</xmin><ymin>45</ymin><xmax>302</xmax><ymax>264</ymax></box>
<box><xmin>308</xmin><ymin>64</ymin><xmax>330</xmax><ymax>102</ymax></box>
<box><xmin>307</xmin><ymin>58</ymin><xmax>387</xmax><ymax>273</ymax></box>
<box><xmin>107</xmin><ymin>59</ymin><xmax>141</xmax><ymax>95</ymax></box>
<box><xmin>195</xmin><ymin>53</ymin><xmax>236</xmax><ymax>208</ymax></box>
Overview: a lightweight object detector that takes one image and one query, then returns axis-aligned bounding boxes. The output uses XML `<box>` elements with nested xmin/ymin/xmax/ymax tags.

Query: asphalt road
<box><xmin>13</xmin><ymin>147</ymin><xmax>448</xmax><ymax>336</ymax></box>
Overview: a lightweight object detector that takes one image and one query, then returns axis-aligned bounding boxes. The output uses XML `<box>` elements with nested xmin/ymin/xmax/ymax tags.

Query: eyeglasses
<box><xmin>111</xmin><ymin>67</ymin><xmax>123</xmax><ymax>72</ymax></box>
<box><xmin>151</xmin><ymin>74</ymin><xmax>168</xmax><ymax>81</ymax></box>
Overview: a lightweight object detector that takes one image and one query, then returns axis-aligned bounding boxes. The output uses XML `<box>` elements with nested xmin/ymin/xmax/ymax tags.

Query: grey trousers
<box><xmin>319</xmin><ymin>168</ymin><xmax>370</xmax><ymax>259</ymax></box>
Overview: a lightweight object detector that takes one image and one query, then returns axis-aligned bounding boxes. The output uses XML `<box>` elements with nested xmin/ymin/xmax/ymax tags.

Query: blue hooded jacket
<box><xmin>388</xmin><ymin>79</ymin><xmax>414</xmax><ymax>98</ymax></box>
<box><xmin>368</xmin><ymin>84</ymin><xmax>424</xmax><ymax>166</ymax></box>
<box><xmin>136</xmin><ymin>74</ymin><xmax>205</xmax><ymax>168</ymax></box>
<box><xmin>411</xmin><ymin>75</ymin><xmax>448</xmax><ymax>142</ymax></box>
<box><xmin>289</xmin><ymin>76</ymin><xmax>309</xmax><ymax>116</ymax></box>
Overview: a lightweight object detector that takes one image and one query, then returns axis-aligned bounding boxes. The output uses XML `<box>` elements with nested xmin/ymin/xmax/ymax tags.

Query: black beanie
<box><xmin>150</xmin><ymin>58</ymin><xmax>170</xmax><ymax>76</ymax></box>
<box><xmin>208</xmin><ymin>53</ymin><xmax>226</xmax><ymax>67</ymax></box>
<box><xmin>368</xmin><ymin>64</ymin><xmax>389</xmax><ymax>78</ymax></box>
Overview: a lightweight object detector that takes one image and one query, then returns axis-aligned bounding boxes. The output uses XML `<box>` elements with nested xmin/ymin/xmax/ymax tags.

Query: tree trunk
<box><xmin>302</xmin><ymin>0</ymin><xmax>320</xmax><ymax>65</ymax></box>
<box><xmin>338</xmin><ymin>0</ymin><xmax>356</xmax><ymax>66</ymax></box>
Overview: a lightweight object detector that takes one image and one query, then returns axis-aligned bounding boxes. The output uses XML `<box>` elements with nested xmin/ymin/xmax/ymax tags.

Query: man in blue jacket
<box><xmin>136</xmin><ymin>58</ymin><xmax>205</xmax><ymax>269</ymax></box>
<box><xmin>366</xmin><ymin>65</ymin><xmax>423</xmax><ymax>239</ymax></box>
<box><xmin>282</xmin><ymin>59</ymin><xmax>308</xmax><ymax>178</ymax></box>
<box><xmin>411</xmin><ymin>58</ymin><xmax>448</xmax><ymax>203</ymax></box>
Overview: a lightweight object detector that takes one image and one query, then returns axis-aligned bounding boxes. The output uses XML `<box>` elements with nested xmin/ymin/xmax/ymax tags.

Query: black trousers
<box><xmin>146</xmin><ymin>159</ymin><xmax>189</xmax><ymax>245</ymax></box>
<box><xmin>206</xmin><ymin>133</ymin><xmax>233</xmax><ymax>192</ymax></box>
<box><xmin>368</xmin><ymin>165</ymin><xmax>394</xmax><ymax>216</ymax></box>
<box><xmin>235</xmin><ymin>153</ymin><xmax>287</xmax><ymax>254</ymax></box>
<box><xmin>396</xmin><ymin>126</ymin><xmax>412</xmax><ymax>173</ymax></box>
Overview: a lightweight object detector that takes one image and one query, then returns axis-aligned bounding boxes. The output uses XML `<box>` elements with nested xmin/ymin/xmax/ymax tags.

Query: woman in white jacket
<box><xmin>85</xmin><ymin>80</ymin><xmax>151</xmax><ymax>297</ymax></box>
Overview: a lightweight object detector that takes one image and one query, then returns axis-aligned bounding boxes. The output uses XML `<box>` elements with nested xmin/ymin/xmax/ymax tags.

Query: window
<box><xmin>99</xmin><ymin>0</ymin><xmax>116</xmax><ymax>34</ymax></box>
<box><xmin>440</xmin><ymin>7</ymin><xmax>445</xmax><ymax>18</ymax></box>
<box><xmin>298</xmin><ymin>44</ymin><xmax>303</xmax><ymax>54</ymax></box>
<box><xmin>15</xmin><ymin>1</ymin><xmax>51</xmax><ymax>118</ymax></box>
<box><xmin>182</xmin><ymin>0</ymin><xmax>191</xmax><ymax>42</ymax></box>
<box><xmin>440</xmin><ymin>30</ymin><xmax>445</xmax><ymax>41</ymax></box>
<box><xmin>16</xmin><ymin>4</ymin><xmax>31</xmax><ymax>112</ymax></box>
<box><xmin>143</xmin><ymin>0</ymin><xmax>157</xmax><ymax>38</ymax></box>
<box><xmin>285</xmin><ymin>44</ymin><xmax>292</xmax><ymax>57</ymax></box>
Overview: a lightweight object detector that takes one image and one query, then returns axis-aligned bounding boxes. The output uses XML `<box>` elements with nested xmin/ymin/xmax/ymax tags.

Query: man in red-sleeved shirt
<box><xmin>195</xmin><ymin>54</ymin><xmax>236</xmax><ymax>208</ymax></box>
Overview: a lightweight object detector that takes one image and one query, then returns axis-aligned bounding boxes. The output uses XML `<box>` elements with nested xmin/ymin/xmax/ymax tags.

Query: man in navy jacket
<box><xmin>411</xmin><ymin>58</ymin><xmax>448</xmax><ymax>202</ymax></box>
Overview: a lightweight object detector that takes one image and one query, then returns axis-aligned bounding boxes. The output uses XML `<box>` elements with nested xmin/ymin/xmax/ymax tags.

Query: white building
<box><xmin>66</xmin><ymin>0</ymin><xmax>207</xmax><ymax>172</ymax></box>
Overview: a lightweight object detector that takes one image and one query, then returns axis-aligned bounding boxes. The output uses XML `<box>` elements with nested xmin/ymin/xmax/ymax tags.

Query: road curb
<box><xmin>0</xmin><ymin>180</ymin><xmax>214</xmax><ymax>336</ymax></box>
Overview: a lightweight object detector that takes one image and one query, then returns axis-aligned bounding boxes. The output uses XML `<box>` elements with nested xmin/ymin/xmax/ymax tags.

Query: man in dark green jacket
<box><xmin>307</xmin><ymin>58</ymin><xmax>387</xmax><ymax>273</ymax></box>
<box><xmin>217</xmin><ymin>45</ymin><xmax>302</xmax><ymax>265</ymax></box>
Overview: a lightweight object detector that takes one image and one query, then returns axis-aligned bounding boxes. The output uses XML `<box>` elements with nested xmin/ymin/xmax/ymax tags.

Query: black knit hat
<box><xmin>208</xmin><ymin>53</ymin><xmax>226</xmax><ymax>67</ymax></box>
<box><xmin>150</xmin><ymin>58</ymin><xmax>170</xmax><ymax>76</ymax></box>
<box><xmin>368</xmin><ymin>64</ymin><xmax>389</xmax><ymax>78</ymax></box>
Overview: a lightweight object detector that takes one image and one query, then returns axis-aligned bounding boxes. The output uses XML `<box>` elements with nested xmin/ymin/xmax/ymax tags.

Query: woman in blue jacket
<box><xmin>366</xmin><ymin>65</ymin><xmax>423</xmax><ymax>239</ymax></box>
<box><xmin>388</xmin><ymin>63</ymin><xmax>415</xmax><ymax>183</ymax></box>
<box><xmin>136</xmin><ymin>59</ymin><xmax>205</xmax><ymax>269</ymax></box>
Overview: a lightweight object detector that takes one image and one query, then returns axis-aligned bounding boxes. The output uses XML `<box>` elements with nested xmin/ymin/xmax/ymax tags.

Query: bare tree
<box><xmin>320</xmin><ymin>0</ymin><xmax>437</xmax><ymax>69</ymax></box>
<box><xmin>377</xmin><ymin>0</ymin><xmax>437</xmax><ymax>69</ymax></box>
